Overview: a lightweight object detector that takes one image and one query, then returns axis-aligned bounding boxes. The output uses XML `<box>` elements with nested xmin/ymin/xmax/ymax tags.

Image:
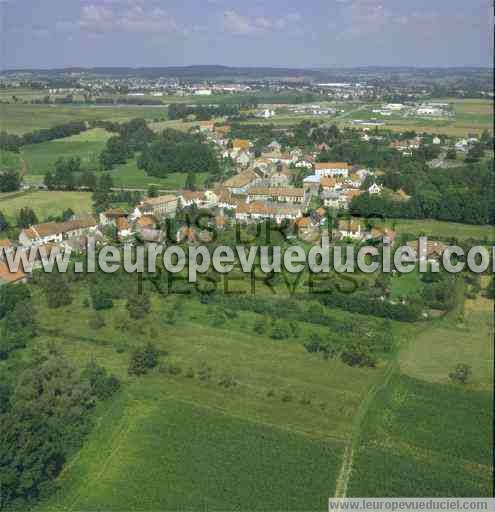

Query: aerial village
<box><xmin>0</xmin><ymin>120</ymin><xmax>460</xmax><ymax>285</ymax></box>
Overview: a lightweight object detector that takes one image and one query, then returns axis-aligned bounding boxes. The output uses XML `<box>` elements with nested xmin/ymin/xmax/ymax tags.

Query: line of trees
<box><xmin>0</xmin><ymin>121</ymin><xmax>88</xmax><ymax>152</ymax></box>
<box><xmin>168</xmin><ymin>103</ymin><xmax>240</xmax><ymax>121</ymax></box>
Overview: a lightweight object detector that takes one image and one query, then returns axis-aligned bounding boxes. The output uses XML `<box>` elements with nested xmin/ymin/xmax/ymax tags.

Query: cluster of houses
<box><xmin>193</xmin><ymin>123</ymin><xmax>385</xmax><ymax>221</ymax></box>
<box><xmin>0</xmin><ymin>125</ymin><xmax>453</xmax><ymax>287</ymax></box>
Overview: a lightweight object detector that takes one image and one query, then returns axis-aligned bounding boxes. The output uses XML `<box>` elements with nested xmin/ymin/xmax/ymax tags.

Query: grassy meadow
<box><xmin>0</xmin><ymin>104</ymin><xmax>168</xmax><ymax>134</ymax></box>
<box><xmin>380</xmin><ymin>218</ymin><xmax>495</xmax><ymax>242</ymax></box>
<box><xmin>0</xmin><ymin>190</ymin><xmax>93</xmax><ymax>223</ymax></box>
<box><xmin>348</xmin><ymin>374</ymin><xmax>493</xmax><ymax>497</ymax></box>
<box><xmin>109</xmin><ymin>158</ymin><xmax>209</xmax><ymax>190</ymax></box>
<box><xmin>399</xmin><ymin>292</ymin><xmax>494</xmax><ymax>391</ymax></box>
<box><xmin>30</xmin><ymin>283</ymin><xmax>390</xmax><ymax>510</ymax></box>
<box><xmin>347</xmin><ymin>288</ymin><xmax>493</xmax><ymax>497</ymax></box>
<box><xmin>20</xmin><ymin>128</ymin><xmax>111</xmax><ymax>175</ymax></box>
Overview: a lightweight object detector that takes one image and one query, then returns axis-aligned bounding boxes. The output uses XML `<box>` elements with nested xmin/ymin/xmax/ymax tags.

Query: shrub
<box><xmin>270</xmin><ymin>320</ymin><xmax>290</xmax><ymax>340</ymax></box>
<box><xmin>82</xmin><ymin>361</ymin><xmax>120</xmax><ymax>400</ymax></box>
<box><xmin>126</xmin><ymin>293</ymin><xmax>151</xmax><ymax>320</ymax></box>
<box><xmin>341</xmin><ymin>343</ymin><xmax>377</xmax><ymax>368</ymax></box>
<box><xmin>90</xmin><ymin>286</ymin><xmax>113</xmax><ymax>311</ymax></box>
<box><xmin>281</xmin><ymin>391</ymin><xmax>293</xmax><ymax>402</ymax></box>
<box><xmin>253</xmin><ymin>316</ymin><xmax>270</xmax><ymax>335</ymax></box>
<box><xmin>128</xmin><ymin>342</ymin><xmax>159</xmax><ymax>376</ymax></box>
<box><xmin>89</xmin><ymin>313</ymin><xmax>106</xmax><ymax>330</ymax></box>
<box><xmin>449</xmin><ymin>363</ymin><xmax>471</xmax><ymax>384</ymax></box>
<box><xmin>300</xmin><ymin>393</ymin><xmax>311</xmax><ymax>405</ymax></box>
<box><xmin>218</xmin><ymin>374</ymin><xmax>237</xmax><ymax>388</ymax></box>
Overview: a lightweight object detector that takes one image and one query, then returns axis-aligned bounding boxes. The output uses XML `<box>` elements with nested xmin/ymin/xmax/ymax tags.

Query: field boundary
<box><xmin>334</xmin><ymin>361</ymin><xmax>398</xmax><ymax>498</ymax></box>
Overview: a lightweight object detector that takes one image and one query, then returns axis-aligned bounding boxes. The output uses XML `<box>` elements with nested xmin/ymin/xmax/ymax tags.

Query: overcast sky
<box><xmin>1</xmin><ymin>0</ymin><xmax>493</xmax><ymax>69</ymax></box>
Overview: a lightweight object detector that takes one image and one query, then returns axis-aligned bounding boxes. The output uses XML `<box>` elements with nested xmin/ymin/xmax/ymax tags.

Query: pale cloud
<box><xmin>222</xmin><ymin>10</ymin><xmax>303</xmax><ymax>35</ymax></box>
<box><xmin>57</xmin><ymin>3</ymin><xmax>179</xmax><ymax>34</ymax></box>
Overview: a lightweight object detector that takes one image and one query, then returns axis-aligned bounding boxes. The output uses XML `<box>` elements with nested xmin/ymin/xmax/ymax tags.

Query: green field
<box><xmin>109</xmin><ymin>158</ymin><xmax>209</xmax><ymax>190</ymax></box>
<box><xmin>383</xmin><ymin>218</ymin><xmax>495</xmax><ymax>242</ymax></box>
<box><xmin>7</xmin><ymin>121</ymin><xmax>209</xmax><ymax>189</ymax></box>
<box><xmin>0</xmin><ymin>241</ymin><xmax>490</xmax><ymax>507</ymax></box>
<box><xmin>20</xmin><ymin>128</ymin><xmax>111</xmax><ymax>175</ymax></box>
<box><xmin>0</xmin><ymin>104</ymin><xmax>168</xmax><ymax>134</ymax></box>
<box><xmin>389</xmin><ymin>269</ymin><xmax>424</xmax><ymax>301</ymax></box>
<box><xmin>338</xmin><ymin>99</ymin><xmax>493</xmax><ymax>136</ymax></box>
<box><xmin>399</xmin><ymin>294</ymin><xmax>494</xmax><ymax>391</ymax></box>
<box><xmin>348</xmin><ymin>373</ymin><xmax>493</xmax><ymax>497</ymax></box>
<box><xmin>28</xmin><ymin>281</ymin><xmax>389</xmax><ymax>510</ymax></box>
<box><xmin>347</xmin><ymin>290</ymin><xmax>494</xmax><ymax>497</ymax></box>
<box><xmin>0</xmin><ymin>190</ymin><xmax>93</xmax><ymax>223</ymax></box>
<box><xmin>40</xmin><ymin>394</ymin><xmax>343</xmax><ymax>511</ymax></box>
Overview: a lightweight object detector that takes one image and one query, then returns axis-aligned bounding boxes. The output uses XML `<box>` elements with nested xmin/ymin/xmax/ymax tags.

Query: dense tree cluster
<box><xmin>0</xmin><ymin>169</ymin><xmax>21</xmax><ymax>192</ymax></box>
<box><xmin>99</xmin><ymin>118</ymin><xmax>155</xmax><ymax>170</ymax></box>
<box><xmin>0</xmin><ymin>284</ymin><xmax>37</xmax><ymax>360</ymax></box>
<box><xmin>17</xmin><ymin>206</ymin><xmax>38</xmax><ymax>228</ymax></box>
<box><xmin>0</xmin><ymin>351</ymin><xmax>119</xmax><ymax>508</ymax></box>
<box><xmin>137</xmin><ymin>129</ymin><xmax>219</xmax><ymax>177</ymax></box>
<box><xmin>44</xmin><ymin>157</ymin><xmax>98</xmax><ymax>191</ymax></box>
<box><xmin>350</xmin><ymin>160</ymin><xmax>494</xmax><ymax>225</ymax></box>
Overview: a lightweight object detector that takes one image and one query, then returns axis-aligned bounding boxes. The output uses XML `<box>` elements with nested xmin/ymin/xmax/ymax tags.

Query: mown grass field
<box><xmin>382</xmin><ymin>218</ymin><xmax>495</xmax><ymax>242</ymax></box>
<box><xmin>399</xmin><ymin>293</ymin><xmax>494</xmax><ymax>391</ymax></box>
<box><xmin>0</xmin><ymin>104</ymin><xmax>168</xmax><ymax>134</ymax></box>
<box><xmin>109</xmin><ymin>158</ymin><xmax>209</xmax><ymax>190</ymax></box>
<box><xmin>20</xmin><ymin>128</ymin><xmax>111</xmax><ymax>175</ymax></box>
<box><xmin>0</xmin><ymin>190</ymin><xmax>93</xmax><ymax>223</ymax></box>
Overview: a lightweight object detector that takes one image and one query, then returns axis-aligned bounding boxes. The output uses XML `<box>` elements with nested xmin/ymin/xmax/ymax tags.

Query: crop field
<box><xmin>0</xmin><ymin>104</ymin><xmax>168</xmax><ymax>134</ymax></box>
<box><xmin>39</xmin><ymin>394</ymin><xmax>343</xmax><ymax>511</ymax></box>
<box><xmin>348</xmin><ymin>373</ymin><xmax>493</xmax><ymax>497</ymax></box>
<box><xmin>348</xmin><ymin>293</ymin><xmax>493</xmax><ymax>498</ymax></box>
<box><xmin>20</xmin><ymin>128</ymin><xmax>111</xmax><ymax>175</ymax></box>
<box><xmin>0</xmin><ymin>190</ymin><xmax>93</xmax><ymax>223</ymax></box>
<box><xmin>3</xmin><ymin>241</ymin><xmax>491</xmax><ymax>506</ymax></box>
<box><xmin>28</xmin><ymin>282</ymin><xmax>394</xmax><ymax>510</ymax></box>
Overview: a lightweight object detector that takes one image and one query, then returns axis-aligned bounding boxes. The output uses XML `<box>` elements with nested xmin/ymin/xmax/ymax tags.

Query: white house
<box><xmin>236</xmin><ymin>151</ymin><xmax>251</xmax><ymax>167</ymax></box>
<box><xmin>295</xmin><ymin>160</ymin><xmax>313</xmax><ymax>169</ymax></box>
<box><xmin>337</xmin><ymin>220</ymin><xmax>363</xmax><ymax>240</ymax></box>
<box><xmin>368</xmin><ymin>183</ymin><xmax>383</xmax><ymax>195</ymax></box>
<box><xmin>314</xmin><ymin>162</ymin><xmax>350</xmax><ymax>178</ymax></box>
<box><xmin>179</xmin><ymin>190</ymin><xmax>219</xmax><ymax>209</ymax></box>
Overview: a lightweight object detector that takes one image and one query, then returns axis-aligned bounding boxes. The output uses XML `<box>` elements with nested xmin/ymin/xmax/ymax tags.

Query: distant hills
<box><xmin>2</xmin><ymin>65</ymin><xmax>492</xmax><ymax>81</ymax></box>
